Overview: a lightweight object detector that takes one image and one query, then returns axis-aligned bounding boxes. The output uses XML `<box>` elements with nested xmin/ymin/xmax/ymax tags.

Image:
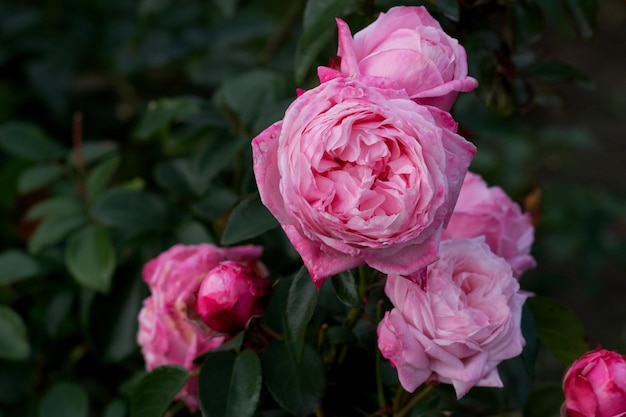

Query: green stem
<box><xmin>394</xmin><ymin>385</ymin><xmax>434</xmax><ymax>417</ymax></box>
<box><xmin>375</xmin><ymin>300</ymin><xmax>388</xmax><ymax>417</ymax></box>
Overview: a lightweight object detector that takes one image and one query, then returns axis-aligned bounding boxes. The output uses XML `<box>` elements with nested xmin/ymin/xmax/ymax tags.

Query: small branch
<box><xmin>73</xmin><ymin>112</ymin><xmax>85</xmax><ymax>172</ymax></box>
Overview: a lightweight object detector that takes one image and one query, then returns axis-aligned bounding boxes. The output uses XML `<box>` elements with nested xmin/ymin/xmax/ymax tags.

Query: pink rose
<box><xmin>377</xmin><ymin>238</ymin><xmax>528</xmax><ymax>398</ymax></box>
<box><xmin>196</xmin><ymin>260</ymin><xmax>271</xmax><ymax>334</ymax></box>
<box><xmin>442</xmin><ymin>172</ymin><xmax>536</xmax><ymax>277</ymax></box>
<box><xmin>562</xmin><ymin>348</ymin><xmax>626</xmax><ymax>417</ymax></box>
<box><xmin>137</xmin><ymin>243</ymin><xmax>267</xmax><ymax>411</ymax></box>
<box><xmin>252</xmin><ymin>77</ymin><xmax>476</xmax><ymax>287</ymax></box>
<box><xmin>319</xmin><ymin>6</ymin><xmax>478</xmax><ymax>111</ymax></box>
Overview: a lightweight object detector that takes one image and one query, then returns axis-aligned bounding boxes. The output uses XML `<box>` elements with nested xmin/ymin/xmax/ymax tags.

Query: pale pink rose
<box><xmin>442</xmin><ymin>172</ymin><xmax>536</xmax><ymax>277</ymax></box>
<box><xmin>252</xmin><ymin>77</ymin><xmax>476</xmax><ymax>287</ymax></box>
<box><xmin>318</xmin><ymin>6</ymin><xmax>478</xmax><ymax>111</ymax></box>
<box><xmin>137</xmin><ymin>243</ymin><xmax>266</xmax><ymax>411</ymax></box>
<box><xmin>196</xmin><ymin>260</ymin><xmax>271</xmax><ymax>334</ymax></box>
<box><xmin>377</xmin><ymin>238</ymin><xmax>528</xmax><ymax>398</ymax></box>
<box><xmin>562</xmin><ymin>348</ymin><xmax>626</xmax><ymax>417</ymax></box>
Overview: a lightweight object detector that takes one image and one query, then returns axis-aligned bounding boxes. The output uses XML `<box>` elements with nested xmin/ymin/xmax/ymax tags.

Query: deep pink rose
<box><xmin>252</xmin><ymin>77</ymin><xmax>476</xmax><ymax>287</ymax></box>
<box><xmin>137</xmin><ymin>243</ymin><xmax>266</xmax><ymax>411</ymax></box>
<box><xmin>377</xmin><ymin>238</ymin><xmax>528</xmax><ymax>398</ymax></box>
<box><xmin>442</xmin><ymin>172</ymin><xmax>536</xmax><ymax>277</ymax></box>
<box><xmin>319</xmin><ymin>6</ymin><xmax>478</xmax><ymax>111</ymax></box>
<box><xmin>562</xmin><ymin>348</ymin><xmax>626</xmax><ymax>417</ymax></box>
<box><xmin>196</xmin><ymin>260</ymin><xmax>271</xmax><ymax>334</ymax></box>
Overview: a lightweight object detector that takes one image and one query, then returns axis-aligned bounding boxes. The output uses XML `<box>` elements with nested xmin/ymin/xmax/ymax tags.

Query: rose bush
<box><xmin>137</xmin><ymin>244</ymin><xmax>267</xmax><ymax>411</ymax></box>
<box><xmin>318</xmin><ymin>6</ymin><xmax>478</xmax><ymax>111</ymax></box>
<box><xmin>196</xmin><ymin>260</ymin><xmax>271</xmax><ymax>334</ymax></box>
<box><xmin>252</xmin><ymin>76</ymin><xmax>476</xmax><ymax>287</ymax></box>
<box><xmin>562</xmin><ymin>348</ymin><xmax>626</xmax><ymax>417</ymax></box>
<box><xmin>377</xmin><ymin>238</ymin><xmax>528</xmax><ymax>398</ymax></box>
<box><xmin>442</xmin><ymin>172</ymin><xmax>536</xmax><ymax>277</ymax></box>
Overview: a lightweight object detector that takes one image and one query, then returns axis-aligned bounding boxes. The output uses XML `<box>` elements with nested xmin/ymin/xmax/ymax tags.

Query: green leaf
<box><xmin>527</xmin><ymin>296</ymin><xmax>589</xmax><ymax>366</ymax></box>
<box><xmin>17</xmin><ymin>164</ymin><xmax>62</xmax><ymax>193</ymax></box>
<box><xmin>89</xmin><ymin>270</ymin><xmax>144</xmax><ymax>362</ymax></box>
<box><xmin>175</xmin><ymin>220</ymin><xmax>214</xmax><ymax>245</ymax></box>
<box><xmin>103</xmin><ymin>399</ymin><xmax>127</xmax><ymax>417</ymax></box>
<box><xmin>138</xmin><ymin>0</ymin><xmax>172</xmax><ymax>17</ymax></box>
<box><xmin>332</xmin><ymin>270</ymin><xmax>362</xmax><ymax>308</ymax></box>
<box><xmin>134</xmin><ymin>96</ymin><xmax>203</xmax><ymax>140</ymax></box>
<box><xmin>192</xmin><ymin>187</ymin><xmax>238</xmax><ymax>221</ymax></box>
<box><xmin>520</xmin><ymin>303</ymin><xmax>539</xmax><ymax>378</ymax></box>
<box><xmin>561</xmin><ymin>0</ymin><xmax>596</xmax><ymax>39</ymax></box>
<box><xmin>26</xmin><ymin>197</ymin><xmax>82</xmax><ymax>221</ymax></box>
<box><xmin>262</xmin><ymin>341</ymin><xmax>325</xmax><ymax>416</ymax></box>
<box><xmin>193</xmin><ymin>136</ymin><xmax>246</xmax><ymax>192</ymax></box>
<box><xmin>212</xmin><ymin>0</ymin><xmax>238</xmax><ymax>17</ymax></box>
<box><xmin>199</xmin><ymin>350</ymin><xmax>262</xmax><ymax>417</ymax></box>
<box><xmin>86</xmin><ymin>155</ymin><xmax>120</xmax><ymax>203</ymax></box>
<box><xmin>0</xmin><ymin>122</ymin><xmax>65</xmax><ymax>161</ymax></box>
<box><xmin>0</xmin><ymin>250</ymin><xmax>41</xmax><ymax>285</ymax></box>
<box><xmin>28</xmin><ymin>214</ymin><xmax>87</xmax><ymax>254</ymax></box>
<box><xmin>286</xmin><ymin>267</ymin><xmax>320</xmax><ymax>341</ymax></box>
<box><xmin>154</xmin><ymin>159</ymin><xmax>198</xmax><ymax>196</ymax></box>
<box><xmin>66</xmin><ymin>141</ymin><xmax>118</xmax><ymax>166</ymax></box>
<box><xmin>91</xmin><ymin>188</ymin><xmax>169</xmax><ymax>235</ymax></box>
<box><xmin>0</xmin><ymin>306</ymin><xmax>30</xmax><ymax>360</ymax></box>
<box><xmin>215</xmin><ymin>70</ymin><xmax>285</xmax><ymax>128</ymax></box>
<box><xmin>295</xmin><ymin>0</ymin><xmax>359</xmax><ymax>83</ymax></box>
<box><xmin>65</xmin><ymin>225</ymin><xmax>116</xmax><ymax>293</ymax></box>
<box><xmin>39</xmin><ymin>382</ymin><xmax>89</xmax><ymax>417</ymax></box>
<box><xmin>220</xmin><ymin>193</ymin><xmax>279</xmax><ymax>245</ymax></box>
<box><xmin>523</xmin><ymin>383</ymin><xmax>564</xmax><ymax>417</ymax></box>
<box><xmin>130</xmin><ymin>366</ymin><xmax>190</xmax><ymax>417</ymax></box>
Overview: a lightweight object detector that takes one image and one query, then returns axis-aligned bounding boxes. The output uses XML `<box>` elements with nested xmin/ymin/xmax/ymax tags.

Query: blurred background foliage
<box><xmin>0</xmin><ymin>0</ymin><xmax>625</xmax><ymax>416</ymax></box>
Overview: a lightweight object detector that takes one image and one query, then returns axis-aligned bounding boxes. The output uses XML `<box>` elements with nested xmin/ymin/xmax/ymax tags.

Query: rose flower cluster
<box><xmin>253</xmin><ymin>6</ymin><xmax>534</xmax><ymax>398</ymax></box>
<box><xmin>136</xmin><ymin>5</ymin><xmax>538</xmax><ymax>410</ymax></box>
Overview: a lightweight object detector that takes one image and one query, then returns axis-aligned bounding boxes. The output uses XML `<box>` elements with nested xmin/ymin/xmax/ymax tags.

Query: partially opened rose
<box><xmin>562</xmin><ymin>348</ymin><xmax>626</xmax><ymax>417</ymax></box>
<box><xmin>442</xmin><ymin>172</ymin><xmax>536</xmax><ymax>277</ymax></box>
<box><xmin>252</xmin><ymin>77</ymin><xmax>475</xmax><ymax>287</ymax></box>
<box><xmin>319</xmin><ymin>6</ymin><xmax>478</xmax><ymax>111</ymax></box>
<box><xmin>137</xmin><ymin>243</ymin><xmax>267</xmax><ymax>411</ymax></box>
<box><xmin>377</xmin><ymin>238</ymin><xmax>528</xmax><ymax>398</ymax></box>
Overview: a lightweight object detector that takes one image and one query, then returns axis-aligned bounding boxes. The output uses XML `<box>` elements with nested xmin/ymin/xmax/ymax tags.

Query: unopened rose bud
<box><xmin>562</xmin><ymin>348</ymin><xmax>626</xmax><ymax>417</ymax></box>
<box><xmin>196</xmin><ymin>260</ymin><xmax>271</xmax><ymax>334</ymax></box>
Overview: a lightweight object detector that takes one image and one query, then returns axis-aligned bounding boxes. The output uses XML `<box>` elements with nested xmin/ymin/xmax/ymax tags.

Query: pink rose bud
<box><xmin>562</xmin><ymin>348</ymin><xmax>626</xmax><ymax>417</ymax></box>
<box><xmin>196</xmin><ymin>260</ymin><xmax>271</xmax><ymax>334</ymax></box>
<box><xmin>442</xmin><ymin>172</ymin><xmax>536</xmax><ymax>278</ymax></box>
<box><xmin>319</xmin><ymin>6</ymin><xmax>478</xmax><ymax>111</ymax></box>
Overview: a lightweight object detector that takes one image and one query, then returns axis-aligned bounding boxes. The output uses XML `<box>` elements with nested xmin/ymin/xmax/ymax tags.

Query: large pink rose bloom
<box><xmin>137</xmin><ymin>244</ymin><xmax>266</xmax><ymax>411</ymax></box>
<box><xmin>319</xmin><ymin>6</ymin><xmax>478</xmax><ymax>111</ymax></box>
<box><xmin>252</xmin><ymin>77</ymin><xmax>475</xmax><ymax>287</ymax></box>
<box><xmin>562</xmin><ymin>348</ymin><xmax>626</xmax><ymax>417</ymax></box>
<box><xmin>442</xmin><ymin>172</ymin><xmax>536</xmax><ymax>278</ymax></box>
<box><xmin>377</xmin><ymin>238</ymin><xmax>528</xmax><ymax>398</ymax></box>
